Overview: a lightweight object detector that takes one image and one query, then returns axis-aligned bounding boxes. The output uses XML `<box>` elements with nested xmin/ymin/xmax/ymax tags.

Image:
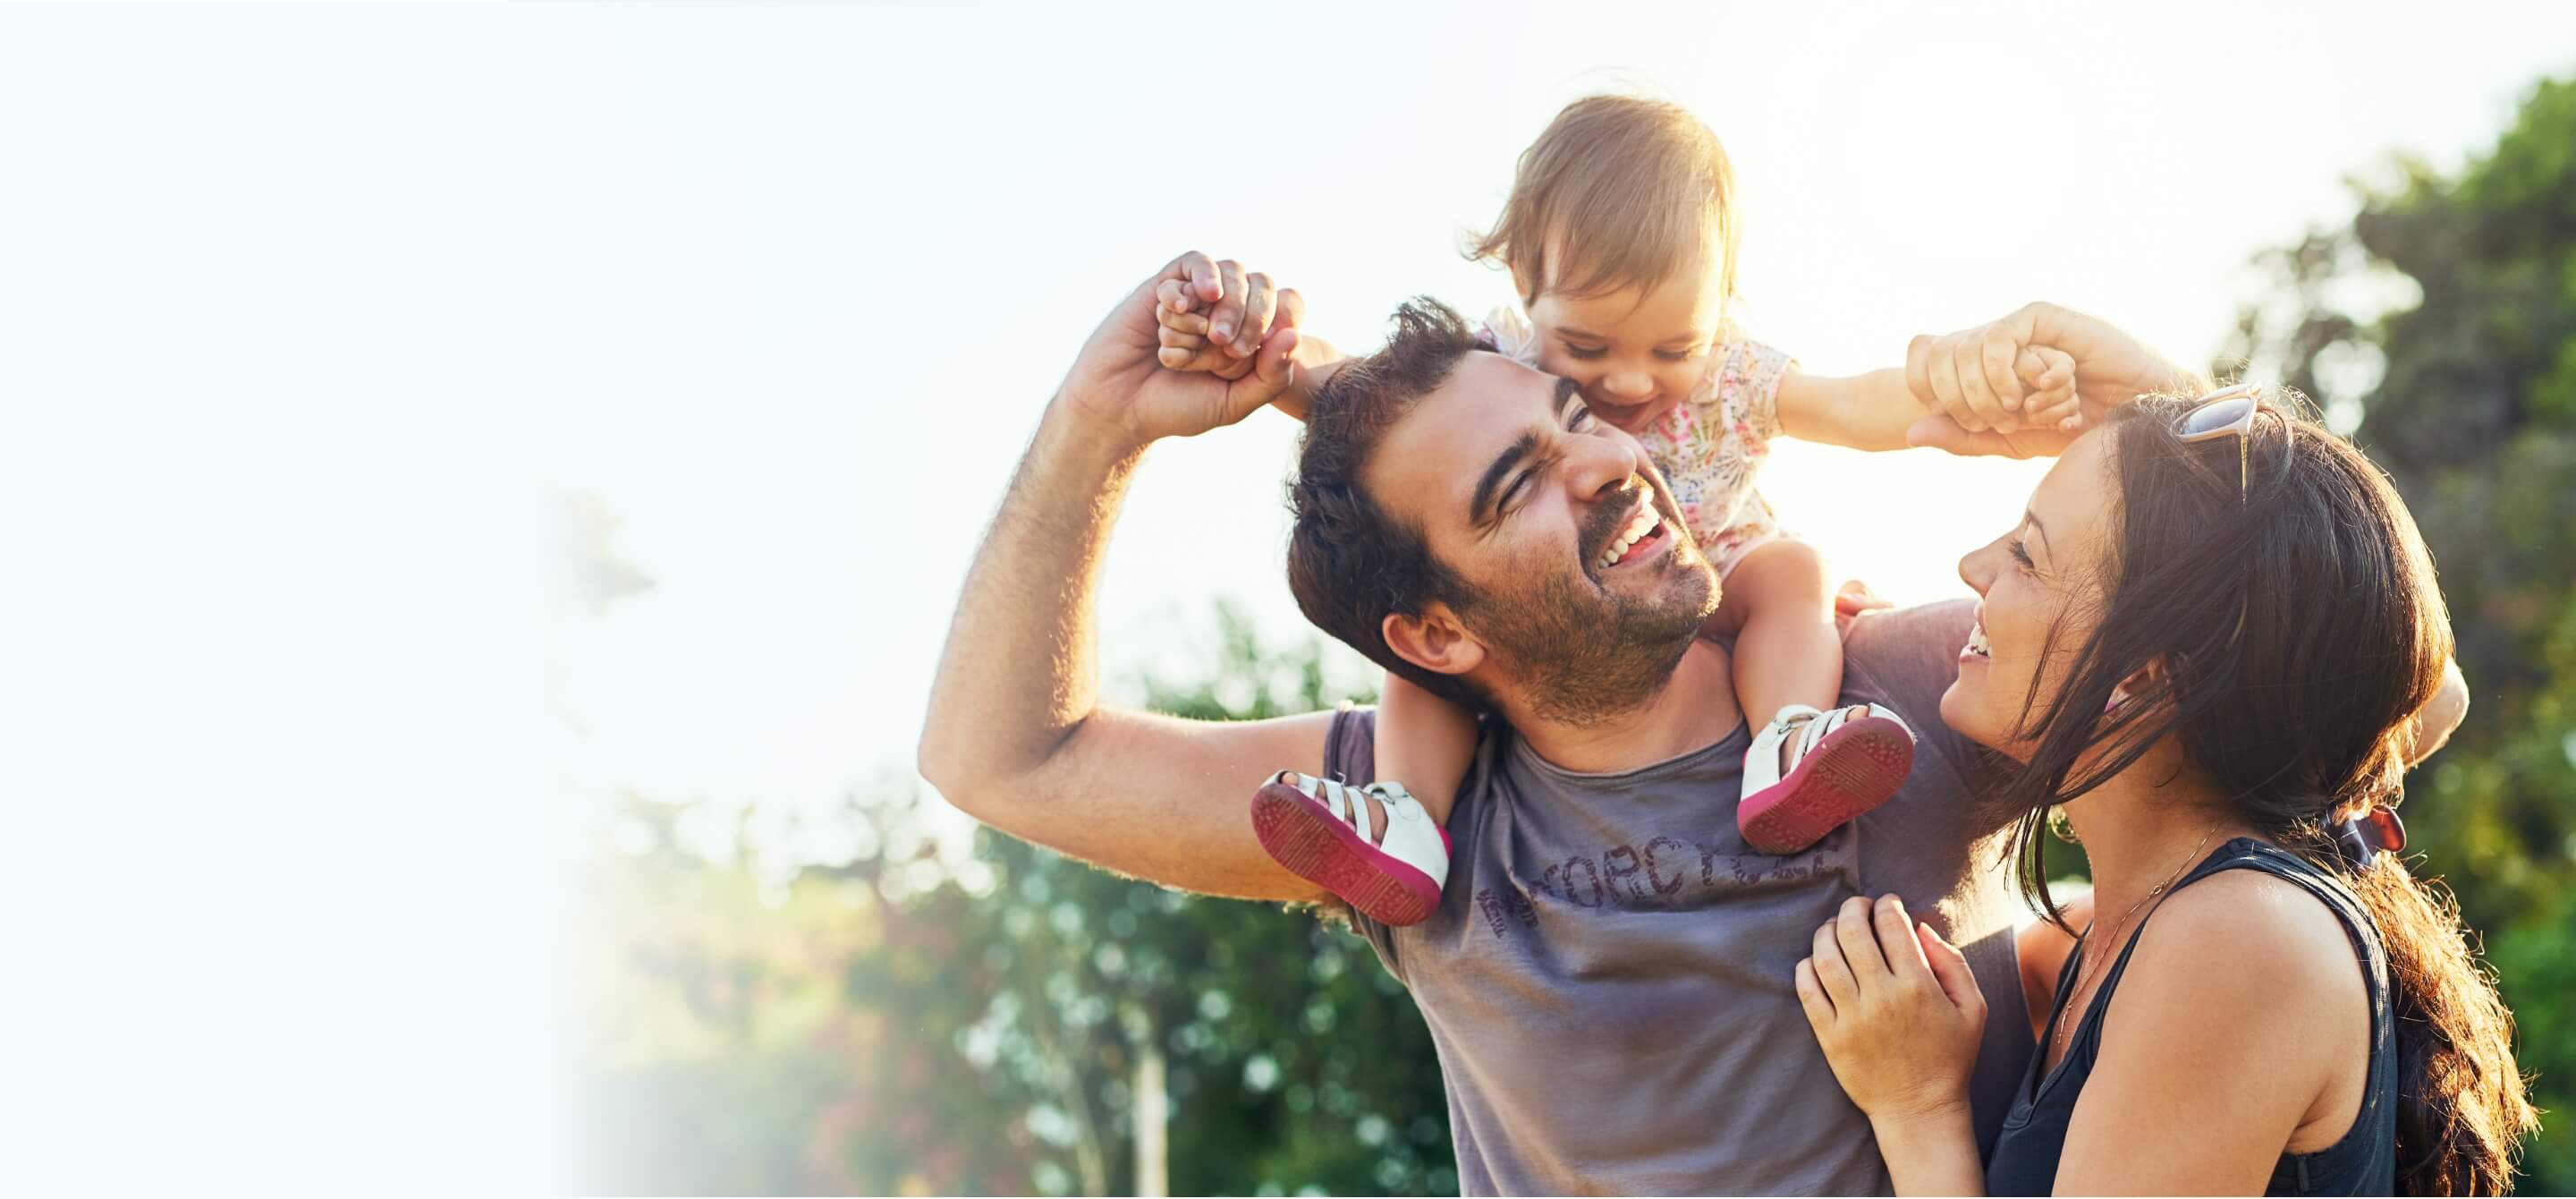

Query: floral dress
<box><xmin>1482</xmin><ymin>306</ymin><xmax>1794</xmax><ymax>578</ymax></box>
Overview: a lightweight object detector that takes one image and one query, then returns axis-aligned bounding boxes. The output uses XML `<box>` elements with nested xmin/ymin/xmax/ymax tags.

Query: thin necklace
<box><xmin>2050</xmin><ymin>818</ymin><xmax>2229</xmax><ymax>1065</ymax></box>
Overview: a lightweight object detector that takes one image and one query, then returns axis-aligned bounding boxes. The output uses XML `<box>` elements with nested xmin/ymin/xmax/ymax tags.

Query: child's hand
<box><xmin>1153</xmin><ymin>255</ymin><xmax>1301</xmax><ymax>382</ymax></box>
<box><xmin>1902</xmin><ymin>343</ymin><xmax>2080</xmax><ymax>459</ymax></box>
<box><xmin>2019</xmin><ymin>344</ymin><xmax>2080</xmax><ymax>433</ymax></box>
<box><xmin>1909</xmin><ymin>323</ymin><xmax>2084</xmax><ymax>436</ymax></box>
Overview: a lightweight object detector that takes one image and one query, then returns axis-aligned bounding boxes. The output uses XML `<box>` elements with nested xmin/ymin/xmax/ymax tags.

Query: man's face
<box><xmin>1364</xmin><ymin>352</ymin><xmax>1720</xmax><ymax>725</ymax></box>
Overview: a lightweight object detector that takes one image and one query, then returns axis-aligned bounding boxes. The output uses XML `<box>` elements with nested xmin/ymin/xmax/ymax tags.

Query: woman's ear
<box><xmin>2108</xmin><ymin>658</ymin><xmax>2171</xmax><ymax>714</ymax></box>
<box><xmin>1383</xmin><ymin>605</ymin><xmax>1486</xmax><ymax>680</ymax></box>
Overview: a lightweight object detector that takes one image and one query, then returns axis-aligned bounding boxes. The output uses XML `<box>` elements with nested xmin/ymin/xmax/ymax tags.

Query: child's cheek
<box><xmin>1661</xmin><ymin>361</ymin><xmax>1703</xmax><ymax>398</ymax></box>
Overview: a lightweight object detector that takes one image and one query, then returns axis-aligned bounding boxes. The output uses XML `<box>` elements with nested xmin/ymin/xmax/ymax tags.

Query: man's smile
<box><xmin>1591</xmin><ymin>490</ymin><xmax>1678</xmax><ymax>574</ymax></box>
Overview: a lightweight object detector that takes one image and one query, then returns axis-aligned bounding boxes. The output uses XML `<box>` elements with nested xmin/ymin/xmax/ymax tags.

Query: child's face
<box><xmin>1523</xmin><ymin>263</ymin><xmax>1726</xmax><ymax>433</ymax></box>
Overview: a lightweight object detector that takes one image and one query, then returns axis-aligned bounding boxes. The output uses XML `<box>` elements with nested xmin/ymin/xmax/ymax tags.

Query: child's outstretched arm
<box><xmin>1152</xmin><ymin>254</ymin><xmax>1346</xmax><ymax>421</ymax></box>
<box><xmin>1775</xmin><ymin>347</ymin><xmax>2074</xmax><ymax>454</ymax></box>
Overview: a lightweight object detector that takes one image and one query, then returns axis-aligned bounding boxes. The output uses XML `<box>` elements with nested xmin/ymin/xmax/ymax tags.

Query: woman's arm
<box><xmin>1795</xmin><ymin>894</ymin><xmax>1991</xmax><ymax>1195</ymax></box>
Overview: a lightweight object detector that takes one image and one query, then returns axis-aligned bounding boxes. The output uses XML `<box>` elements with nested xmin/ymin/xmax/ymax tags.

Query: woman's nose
<box><xmin>1958</xmin><ymin>541</ymin><xmax>1997</xmax><ymax>595</ymax></box>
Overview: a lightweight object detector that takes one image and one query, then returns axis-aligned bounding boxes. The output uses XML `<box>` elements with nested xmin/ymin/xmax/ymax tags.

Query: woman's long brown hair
<box><xmin>1990</xmin><ymin>393</ymin><xmax>2537</xmax><ymax>1194</ymax></box>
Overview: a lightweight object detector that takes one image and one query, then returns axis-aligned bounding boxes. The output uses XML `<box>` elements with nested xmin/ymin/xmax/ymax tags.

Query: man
<box><xmin>919</xmin><ymin>252</ymin><xmax>2195</xmax><ymax>1193</ymax></box>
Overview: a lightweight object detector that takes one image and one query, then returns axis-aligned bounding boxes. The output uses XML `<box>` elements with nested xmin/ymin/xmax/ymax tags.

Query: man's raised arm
<box><xmin>918</xmin><ymin>253</ymin><xmax>1332</xmax><ymax>904</ymax></box>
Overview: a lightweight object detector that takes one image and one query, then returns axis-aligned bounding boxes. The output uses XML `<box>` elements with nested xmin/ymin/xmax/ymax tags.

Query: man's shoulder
<box><xmin>1838</xmin><ymin>598</ymin><xmax>1979</xmax><ymax>791</ymax></box>
<box><xmin>1841</xmin><ymin>598</ymin><xmax>1975</xmax><ymax>685</ymax></box>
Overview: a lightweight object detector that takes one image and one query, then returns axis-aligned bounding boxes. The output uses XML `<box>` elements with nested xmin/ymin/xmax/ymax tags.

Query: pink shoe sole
<box><xmin>1250</xmin><ymin>778</ymin><xmax>1445</xmax><ymax>926</ymax></box>
<box><xmin>1739</xmin><ymin>715</ymin><xmax>1914</xmax><ymax>855</ymax></box>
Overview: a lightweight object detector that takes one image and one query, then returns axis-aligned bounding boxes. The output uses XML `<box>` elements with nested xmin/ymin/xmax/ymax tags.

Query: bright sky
<box><xmin>4</xmin><ymin>2</ymin><xmax>2570</xmax><ymax>1188</ymax></box>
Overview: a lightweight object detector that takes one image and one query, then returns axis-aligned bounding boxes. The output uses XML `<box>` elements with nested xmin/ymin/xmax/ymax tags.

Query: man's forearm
<box><xmin>919</xmin><ymin>399</ymin><xmax>1144</xmax><ymax>798</ymax></box>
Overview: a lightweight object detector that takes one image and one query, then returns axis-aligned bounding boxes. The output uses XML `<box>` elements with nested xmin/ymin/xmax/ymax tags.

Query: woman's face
<box><xmin>1943</xmin><ymin>427</ymin><xmax>2120</xmax><ymax>761</ymax></box>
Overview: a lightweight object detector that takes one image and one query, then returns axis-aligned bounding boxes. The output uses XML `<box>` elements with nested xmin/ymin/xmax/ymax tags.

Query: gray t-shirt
<box><xmin>1326</xmin><ymin>600</ymin><xmax>2031</xmax><ymax>1196</ymax></box>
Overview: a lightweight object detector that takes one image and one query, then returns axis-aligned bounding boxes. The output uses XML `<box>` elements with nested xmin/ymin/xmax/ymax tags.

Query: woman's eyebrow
<box><xmin>2023</xmin><ymin>511</ymin><xmax>2053</xmax><ymax>557</ymax></box>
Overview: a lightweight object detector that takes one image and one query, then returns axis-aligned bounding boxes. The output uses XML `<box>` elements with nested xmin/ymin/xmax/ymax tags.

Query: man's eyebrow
<box><xmin>1470</xmin><ymin>429</ymin><xmax>1544</xmax><ymax>526</ymax></box>
<box><xmin>1554</xmin><ymin>376</ymin><xmax>1580</xmax><ymax>412</ymax></box>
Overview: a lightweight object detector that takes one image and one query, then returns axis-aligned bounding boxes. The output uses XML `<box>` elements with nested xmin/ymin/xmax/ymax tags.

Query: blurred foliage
<box><xmin>2218</xmin><ymin>73</ymin><xmax>2576</xmax><ymax>1190</ymax></box>
<box><xmin>560</xmin><ymin>607</ymin><xmax>1455</xmax><ymax>1195</ymax></box>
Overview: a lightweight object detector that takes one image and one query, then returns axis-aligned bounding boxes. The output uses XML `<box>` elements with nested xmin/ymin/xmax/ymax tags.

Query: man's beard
<box><xmin>1457</xmin><ymin>519</ymin><xmax>1718</xmax><ymax>728</ymax></box>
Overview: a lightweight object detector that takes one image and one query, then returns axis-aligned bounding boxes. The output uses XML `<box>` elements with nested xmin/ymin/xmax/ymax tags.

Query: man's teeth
<box><xmin>1597</xmin><ymin>501</ymin><xmax>1662</xmax><ymax>570</ymax></box>
<box><xmin>1965</xmin><ymin>623</ymin><xmax>1993</xmax><ymax>657</ymax></box>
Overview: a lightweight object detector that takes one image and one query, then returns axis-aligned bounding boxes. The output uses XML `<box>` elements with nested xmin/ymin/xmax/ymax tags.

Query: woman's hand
<box><xmin>1796</xmin><ymin>894</ymin><xmax>1987</xmax><ymax>1122</ymax></box>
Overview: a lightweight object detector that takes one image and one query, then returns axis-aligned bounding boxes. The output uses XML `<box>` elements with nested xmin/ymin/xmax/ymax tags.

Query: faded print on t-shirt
<box><xmin>1326</xmin><ymin>600</ymin><xmax>2032</xmax><ymax>1196</ymax></box>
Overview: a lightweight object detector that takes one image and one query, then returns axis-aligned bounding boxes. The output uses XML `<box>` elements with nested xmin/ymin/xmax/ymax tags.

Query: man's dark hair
<box><xmin>1285</xmin><ymin>298</ymin><xmax>1492</xmax><ymax>711</ymax></box>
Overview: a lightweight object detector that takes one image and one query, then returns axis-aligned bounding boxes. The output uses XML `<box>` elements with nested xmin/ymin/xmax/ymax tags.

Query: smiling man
<box><xmin>919</xmin><ymin>254</ymin><xmax>2191</xmax><ymax>1195</ymax></box>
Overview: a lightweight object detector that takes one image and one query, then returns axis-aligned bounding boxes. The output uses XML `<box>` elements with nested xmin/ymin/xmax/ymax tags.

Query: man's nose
<box><xmin>1567</xmin><ymin>429</ymin><xmax>1642</xmax><ymax>500</ymax></box>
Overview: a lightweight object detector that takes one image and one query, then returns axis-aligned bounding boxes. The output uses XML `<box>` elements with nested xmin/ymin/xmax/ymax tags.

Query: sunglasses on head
<box><xmin>2172</xmin><ymin>383</ymin><xmax>2267</xmax><ymax>502</ymax></box>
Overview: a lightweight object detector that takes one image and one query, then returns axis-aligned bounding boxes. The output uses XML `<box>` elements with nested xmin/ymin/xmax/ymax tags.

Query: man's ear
<box><xmin>1382</xmin><ymin>603</ymin><xmax>1486</xmax><ymax>680</ymax></box>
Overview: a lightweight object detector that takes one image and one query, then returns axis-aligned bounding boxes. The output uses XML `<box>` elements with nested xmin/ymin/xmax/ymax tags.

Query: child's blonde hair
<box><xmin>1469</xmin><ymin>95</ymin><xmax>1741</xmax><ymax>308</ymax></box>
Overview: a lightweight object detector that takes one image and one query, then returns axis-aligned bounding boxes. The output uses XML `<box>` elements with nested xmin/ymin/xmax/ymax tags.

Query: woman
<box><xmin>1793</xmin><ymin>387</ymin><xmax>2535</xmax><ymax>1195</ymax></box>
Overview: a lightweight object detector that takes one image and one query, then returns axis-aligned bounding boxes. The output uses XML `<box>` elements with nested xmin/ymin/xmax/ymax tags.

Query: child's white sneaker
<box><xmin>1738</xmin><ymin>703</ymin><xmax>1915</xmax><ymax>854</ymax></box>
<box><xmin>1251</xmin><ymin>771</ymin><xmax>1451</xmax><ymax>926</ymax></box>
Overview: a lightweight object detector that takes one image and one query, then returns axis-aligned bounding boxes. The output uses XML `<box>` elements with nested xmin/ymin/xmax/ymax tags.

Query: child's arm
<box><xmin>1373</xmin><ymin>672</ymin><xmax>1477</xmax><ymax>826</ymax></box>
<box><xmin>1776</xmin><ymin>348</ymin><xmax>2075</xmax><ymax>453</ymax></box>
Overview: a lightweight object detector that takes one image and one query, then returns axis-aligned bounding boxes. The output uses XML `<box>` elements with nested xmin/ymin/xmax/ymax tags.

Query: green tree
<box><xmin>2224</xmin><ymin>73</ymin><xmax>2576</xmax><ymax>1189</ymax></box>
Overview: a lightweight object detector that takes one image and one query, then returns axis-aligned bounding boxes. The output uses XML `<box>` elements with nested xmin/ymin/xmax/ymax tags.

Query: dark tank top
<box><xmin>1984</xmin><ymin>839</ymin><xmax>2397</xmax><ymax>1195</ymax></box>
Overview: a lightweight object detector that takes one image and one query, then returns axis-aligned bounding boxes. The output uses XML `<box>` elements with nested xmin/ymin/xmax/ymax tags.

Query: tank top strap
<box><xmin>2089</xmin><ymin>838</ymin><xmax>2385</xmax><ymax>1005</ymax></box>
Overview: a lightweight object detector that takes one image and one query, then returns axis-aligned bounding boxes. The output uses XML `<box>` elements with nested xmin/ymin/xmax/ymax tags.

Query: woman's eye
<box><xmin>2007</xmin><ymin>538</ymin><xmax>2035</xmax><ymax>569</ymax></box>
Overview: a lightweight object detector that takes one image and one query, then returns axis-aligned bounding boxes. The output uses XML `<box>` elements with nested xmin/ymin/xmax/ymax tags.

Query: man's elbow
<box><xmin>916</xmin><ymin>722</ymin><xmax>996</xmax><ymax>819</ymax></box>
<box><xmin>2408</xmin><ymin>659</ymin><xmax>2470</xmax><ymax>764</ymax></box>
<box><xmin>918</xmin><ymin>718</ymin><xmax>1057</xmax><ymax>826</ymax></box>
